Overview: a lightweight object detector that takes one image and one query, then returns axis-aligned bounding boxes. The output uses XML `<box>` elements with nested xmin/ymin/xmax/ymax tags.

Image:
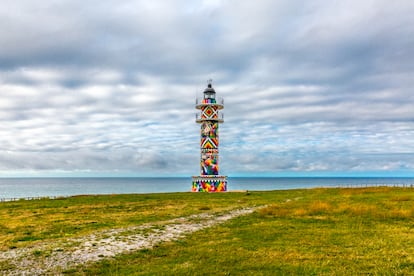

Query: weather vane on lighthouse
<box><xmin>192</xmin><ymin>80</ymin><xmax>227</xmax><ymax>192</ymax></box>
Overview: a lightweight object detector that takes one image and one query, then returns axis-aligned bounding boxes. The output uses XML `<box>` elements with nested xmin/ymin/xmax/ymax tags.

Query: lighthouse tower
<box><xmin>192</xmin><ymin>80</ymin><xmax>227</xmax><ymax>192</ymax></box>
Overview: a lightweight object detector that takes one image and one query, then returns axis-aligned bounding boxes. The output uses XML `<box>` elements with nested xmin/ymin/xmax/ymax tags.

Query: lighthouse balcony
<box><xmin>195</xmin><ymin>97</ymin><xmax>224</xmax><ymax>109</ymax></box>
<box><xmin>196</xmin><ymin>113</ymin><xmax>224</xmax><ymax>123</ymax></box>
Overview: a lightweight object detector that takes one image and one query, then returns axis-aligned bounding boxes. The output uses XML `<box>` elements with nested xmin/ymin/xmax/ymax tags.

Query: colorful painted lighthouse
<box><xmin>192</xmin><ymin>80</ymin><xmax>227</xmax><ymax>192</ymax></box>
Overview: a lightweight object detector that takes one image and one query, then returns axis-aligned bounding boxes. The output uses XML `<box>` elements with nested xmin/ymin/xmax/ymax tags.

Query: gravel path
<box><xmin>0</xmin><ymin>207</ymin><xmax>258</xmax><ymax>275</ymax></box>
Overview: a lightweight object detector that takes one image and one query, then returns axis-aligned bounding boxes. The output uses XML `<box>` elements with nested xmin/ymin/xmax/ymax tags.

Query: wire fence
<box><xmin>0</xmin><ymin>195</ymin><xmax>71</xmax><ymax>202</ymax></box>
<box><xmin>331</xmin><ymin>183</ymin><xmax>414</xmax><ymax>189</ymax></box>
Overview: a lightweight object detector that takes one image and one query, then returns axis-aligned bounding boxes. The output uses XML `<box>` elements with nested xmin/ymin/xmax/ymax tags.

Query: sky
<box><xmin>1</xmin><ymin>0</ymin><xmax>414</xmax><ymax>177</ymax></box>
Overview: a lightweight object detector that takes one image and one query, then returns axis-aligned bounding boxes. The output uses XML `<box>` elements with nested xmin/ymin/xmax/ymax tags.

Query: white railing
<box><xmin>196</xmin><ymin>113</ymin><xmax>224</xmax><ymax>121</ymax></box>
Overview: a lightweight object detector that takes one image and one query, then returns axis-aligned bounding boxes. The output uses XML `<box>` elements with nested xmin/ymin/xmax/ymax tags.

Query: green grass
<box><xmin>0</xmin><ymin>191</ymin><xmax>265</xmax><ymax>250</ymax></box>
<box><xmin>2</xmin><ymin>187</ymin><xmax>414</xmax><ymax>274</ymax></box>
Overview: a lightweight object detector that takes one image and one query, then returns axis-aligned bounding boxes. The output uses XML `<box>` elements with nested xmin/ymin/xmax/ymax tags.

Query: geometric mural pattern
<box><xmin>200</xmin><ymin>120</ymin><xmax>219</xmax><ymax>152</ymax></box>
<box><xmin>201</xmin><ymin>121</ymin><xmax>218</xmax><ymax>138</ymax></box>
<box><xmin>200</xmin><ymin>151</ymin><xmax>219</xmax><ymax>175</ymax></box>
<box><xmin>201</xmin><ymin>106</ymin><xmax>218</xmax><ymax>119</ymax></box>
<box><xmin>201</xmin><ymin>137</ymin><xmax>218</xmax><ymax>149</ymax></box>
<box><xmin>192</xmin><ymin>176</ymin><xmax>227</xmax><ymax>192</ymax></box>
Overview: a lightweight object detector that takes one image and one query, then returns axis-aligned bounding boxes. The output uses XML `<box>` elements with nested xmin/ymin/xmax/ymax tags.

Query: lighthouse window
<box><xmin>204</xmin><ymin>93</ymin><xmax>214</xmax><ymax>99</ymax></box>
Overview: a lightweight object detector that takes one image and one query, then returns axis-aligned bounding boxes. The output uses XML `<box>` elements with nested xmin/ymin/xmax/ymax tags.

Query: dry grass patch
<box><xmin>391</xmin><ymin>195</ymin><xmax>412</xmax><ymax>201</ymax></box>
<box><xmin>258</xmin><ymin>204</ymin><xmax>291</xmax><ymax>217</ymax></box>
<box><xmin>339</xmin><ymin>203</ymin><xmax>379</xmax><ymax>217</ymax></box>
<box><xmin>308</xmin><ymin>201</ymin><xmax>331</xmax><ymax>215</ymax></box>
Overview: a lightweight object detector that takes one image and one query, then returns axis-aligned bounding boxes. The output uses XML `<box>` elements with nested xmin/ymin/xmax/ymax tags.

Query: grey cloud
<box><xmin>0</xmin><ymin>1</ymin><xmax>414</xmax><ymax>175</ymax></box>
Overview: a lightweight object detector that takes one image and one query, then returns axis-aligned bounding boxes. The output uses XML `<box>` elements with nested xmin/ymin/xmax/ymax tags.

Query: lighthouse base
<box><xmin>192</xmin><ymin>175</ymin><xmax>227</xmax><ymax>192</ymax></box>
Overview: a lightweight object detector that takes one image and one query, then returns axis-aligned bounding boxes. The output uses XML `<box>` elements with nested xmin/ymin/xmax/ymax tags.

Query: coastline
<box><xmin>1</xmin><ymin>176</ymin><xmax>414</xmax><ymax>201</ymax></box>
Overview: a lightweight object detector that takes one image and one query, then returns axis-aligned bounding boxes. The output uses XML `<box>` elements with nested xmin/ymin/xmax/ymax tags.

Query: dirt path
<box><xmin>0</xmin><ymin>207</ymin><xmax>259</xmax><ymax>275</ymax></box>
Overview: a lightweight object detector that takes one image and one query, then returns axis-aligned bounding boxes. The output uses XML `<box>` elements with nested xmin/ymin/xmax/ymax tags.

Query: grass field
<box><xmin>1</xmin><ymin>187</ymin><xmax>414</xmax><ymax>275</ymax></box>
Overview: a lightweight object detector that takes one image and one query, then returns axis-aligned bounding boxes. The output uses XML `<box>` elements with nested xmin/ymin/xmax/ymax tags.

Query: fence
<box><xmin>333</xmin><ymin>183</ymin><xmax>414</xmax><ymax>189</ymax></box>
<box><xmin>0</xmin><ymin>195</ymin><xmax>70</xmax><ymax>202</ymax></box>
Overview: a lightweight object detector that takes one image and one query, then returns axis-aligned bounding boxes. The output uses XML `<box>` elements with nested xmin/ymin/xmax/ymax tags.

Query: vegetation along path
<box><xmin>0</xmin><ymin>206</ymin><xmax>259</xmax><ymax>275</ymax></box>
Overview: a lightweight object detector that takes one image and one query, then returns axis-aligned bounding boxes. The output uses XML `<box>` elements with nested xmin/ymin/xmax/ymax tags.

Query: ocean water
<box><xmin>1</xmin><ymin>177</ymin><xmax>414</xmax><ymax>199</ymax></box>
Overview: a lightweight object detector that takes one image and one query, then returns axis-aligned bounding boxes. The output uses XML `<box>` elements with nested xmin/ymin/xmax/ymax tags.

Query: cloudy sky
<box><xmin>1</xmin><ymin>0</ymin><xmax>414</xmax><ymax>177</ymax></box>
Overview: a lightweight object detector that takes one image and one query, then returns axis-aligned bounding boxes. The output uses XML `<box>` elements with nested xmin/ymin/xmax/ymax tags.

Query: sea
<box><xmin>1</xmin><ymin>177</ymin><xmax>414</xmax><ymax>200</ymax></box>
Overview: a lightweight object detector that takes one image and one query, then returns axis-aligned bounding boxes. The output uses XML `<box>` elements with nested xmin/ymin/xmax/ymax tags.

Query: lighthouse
<box><xmin>192</xmin><ymin>80</ymin><xmax>227</xmax><ymax>192</ymax></box>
